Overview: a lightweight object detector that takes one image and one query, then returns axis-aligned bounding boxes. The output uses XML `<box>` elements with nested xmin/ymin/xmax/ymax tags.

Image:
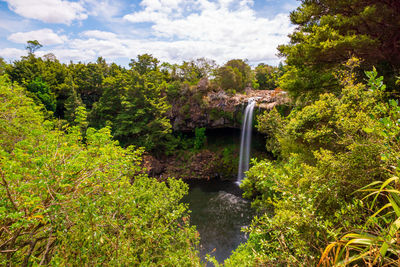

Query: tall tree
<box><xmin>255</xmin><ymin>63</ymin><xmax>282</xmax><ymax>90</ymax></box>
<box><xmin>68</xmin><ymin>59</ymin><xmax>108</xmax><ymax>109</ymax></box>
<box><xmin>278</xmin><ymin>0</ymin><xmax>400</xmax><ymax>98</ymax></box>
<box><xmin>216</xmin><ymin>59</ymin><xmax>253</xmax><ymax>91</ymax></box>
<box><xmin>25</xmin><ymin>40</ymin><xmax>42</xmax><ymax>55</ymax></box>
<box><xmin>129</xmin><ymin>54</ymin><xmax>159</xmax><ymax>75</ymax></box>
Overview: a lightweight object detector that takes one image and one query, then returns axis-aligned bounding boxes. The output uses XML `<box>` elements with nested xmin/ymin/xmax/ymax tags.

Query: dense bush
<box><xmin>0</xmin><ymin>76</ymin><xmax>200</xmax><ymax>265</ymax></box>
<box><xmin>226</xmin><ymin>66</ymin><xmax>393</xmax><ymax>265</ymax></box>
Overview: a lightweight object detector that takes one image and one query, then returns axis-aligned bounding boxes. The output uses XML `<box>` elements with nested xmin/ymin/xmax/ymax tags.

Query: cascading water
<box><xmin>237</xmin><ymin>98</ymin><xmax>257</xmax><ymax>184</ymax></box>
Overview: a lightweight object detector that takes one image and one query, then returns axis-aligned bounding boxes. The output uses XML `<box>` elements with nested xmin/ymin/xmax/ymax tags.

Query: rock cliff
<box><xmin>168</xmin><ymin>78</ymin><xmax>289</xmax><ymax>131</ymax></box>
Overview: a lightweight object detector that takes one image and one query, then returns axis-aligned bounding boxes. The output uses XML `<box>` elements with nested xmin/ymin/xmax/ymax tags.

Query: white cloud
<box><xmin>8</xmin><ymin>29</ymin><xmax>67</xmax><ymax>45</ymax></box>
<box><xmin>69</xmin><ymin>37</ymin><xmax>129</xmax><ymax>58</ymax></box>
<box><xmin>0</xmin><ymin>47</ymin><xmax>26</xmax><ymax>59</ymax></box>
<box><xmin>123</xmin><ymin>0</ymin><xmax>187</xmax><ymax>23</ymax></box>
<box><xmin>81</xmin><ymin>30</ymin><xmax>117</xmax><ymax>40</ymax></box>
<box><xmin>122</xmin><ymin>0</ymin><xmax>294</xmax><ymax>65</ymax></box>
<box><xmin>4</xmin><ymin>0</ymin><xmax>87</xmax><ymax>24</ymax></box>
<box><xmin>38</xmin><ymin>48</ymin><xmax>96</xmax><ymax>62</ymax></box>
<box><xmin>0</xmin><ymin>0</ymin><xmax>297</xmax><ymax>66</ymax></box>
<box><xmin>83</xmin><ymin>0</ymin><xmax>123</xmax><ymax>21</ymax></box>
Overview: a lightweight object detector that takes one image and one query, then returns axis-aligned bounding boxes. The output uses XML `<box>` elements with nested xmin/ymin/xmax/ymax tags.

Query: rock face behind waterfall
<box><xmin>206</xmin><ymin>87</ymin><xmax>289</xmax><ymax>112</ymax></box>
<box><xmin>167</xmin><ymin>80</ymin><xmax>289</xmax><ymax>131</ymax></box>
<box><xmin>145</xmin><ymin>82</ymin><xmax>288</xmax><ymax>181</ymax></box>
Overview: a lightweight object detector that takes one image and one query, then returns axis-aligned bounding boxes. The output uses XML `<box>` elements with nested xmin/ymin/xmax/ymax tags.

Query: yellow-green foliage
<box><xmin>320</xmin><ymin>177</ymin><xmax>400</xmax><ymax>266</ymax></box>
<box><xmin>0</xmin><ymin>76</ymin><xmax>200</xmax><ymax>265</ymax></box>
<box><xmin>319</xmin><ymin>74</ymin><xmax>400</xmax><ymax>266</ymax></box>
<box><xmin>228</xmin><ymin>68</ymin><xmax>390</xmax><ymax>265</ymax></box>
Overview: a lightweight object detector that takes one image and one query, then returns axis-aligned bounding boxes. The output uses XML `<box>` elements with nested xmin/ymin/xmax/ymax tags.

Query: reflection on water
<box><xmin>183</xmin><ymin>179</ymin><xmax>254</xmax><ymax>265</ymax></box>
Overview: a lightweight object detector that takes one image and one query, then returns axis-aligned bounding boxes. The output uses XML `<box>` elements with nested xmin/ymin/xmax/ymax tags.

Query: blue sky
<box><xmin>0</xmin><ymin>0</ymin><xmax>300</xmax><ymax>67</ymax></box>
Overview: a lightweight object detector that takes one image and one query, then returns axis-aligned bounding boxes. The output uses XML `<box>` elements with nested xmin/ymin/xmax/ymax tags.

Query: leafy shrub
<box><xmin>228</xmin><ymin>67</ymin><xmax>390</xmax><ymax>265</ymax></box>
<box><xmin>0</xmin><ymin>77</ymin><xmax>200</xmax><ymax>265</ymax></box>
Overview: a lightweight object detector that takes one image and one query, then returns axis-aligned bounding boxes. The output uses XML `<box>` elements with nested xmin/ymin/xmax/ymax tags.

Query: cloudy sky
<box><xmin>0</xmin><ymin>0</ymin><xmax>299</xmax><ymax>67</ymax></box>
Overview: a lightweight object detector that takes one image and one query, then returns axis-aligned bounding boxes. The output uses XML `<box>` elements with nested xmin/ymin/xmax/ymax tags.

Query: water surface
<box><xmin>183</xmin><ymin>179</ymin><xmax>254</xmax><ymax>265</ymax></box>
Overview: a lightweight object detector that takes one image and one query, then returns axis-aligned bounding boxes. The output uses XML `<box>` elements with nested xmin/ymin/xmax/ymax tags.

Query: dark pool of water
<box><xmin>182</xmin><ymin>178</ymin><xmax>254</xmax><ymax>265</ymax></box>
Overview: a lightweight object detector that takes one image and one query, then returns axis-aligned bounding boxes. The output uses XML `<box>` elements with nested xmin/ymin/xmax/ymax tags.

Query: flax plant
<box><xmin>319</xmin><ymin>177</ymin><xmax>400</xmax><ymax>266</ymax></box>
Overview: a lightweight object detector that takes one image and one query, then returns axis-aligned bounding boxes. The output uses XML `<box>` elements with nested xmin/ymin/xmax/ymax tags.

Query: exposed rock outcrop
<box><xmin>143</xmin><ymin>150</ymin><xmax>230</xmax><ymax>180</ymax></box>
<box><xmin>168</xmin><ymin>85</ymin><xmax>289</xmax><ymax>131</ymax></box>
<box><xmin>206</xmin><ymin>87</ymin><xmax>289</xmax><ymax>112</ymax></box>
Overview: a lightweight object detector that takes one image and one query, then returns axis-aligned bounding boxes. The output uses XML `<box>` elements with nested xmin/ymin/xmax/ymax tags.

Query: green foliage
<box><xmin>129</xmin><ymin>54</ymin><xmax>159</xmax><ymax>75</ymax></box>
<box><xmin>219</xmin><ymin>146</ymin><xmax>238</xmax><ymax>178</ymax></box>
<box><xmin>216</xmin><ymin>59</ymin><xmax>253</xmax><ymax>92</ymax></box>
<box><xmin>256</xmin><ymin>108</ymin><xmax>284</xmax><ymax>156</ymax></box>
<box><xmin>217</xmin><ymin>66</ymin><xmax>242</xmax><ymax>91</ymax></box>
<box><xmin>209</xmin><ymin>108</ymin><xmax>234</xmax><ymax>122</ymax></box>
<box><xmin>254</xmin><ymin>63</ymin><xmax>282</xmax><ymax>90</ymax></box>
<box><xmin>6</xmin><ymin>52</ymin><xmax>69</xmax><ymax>116</ymax></box>
<box><xmin>0</xmin><ymin>76</ymin><xmax>44</xmax><ymax>152</ymax></box>
<box><xmin>278</xmin><ymin>0</ymin><xmax>400</xmax><ymax>99</ymax></box>
<box><xmin>68</xmin><ymin>59</ymin><xmax>108</xmax><ymax>109</ymax></box>
<box><xmin>194</xmin><ymin>127</ymin><xmax>206</xmax><ymax>150</ymax></box>
<box><xmin>64</xmin><ymin>86</ymin><xmax>84</xmax><ymax>125</ymax></box>
<box><xmin>278</xmin><ymin>64</ymin><xmax>338</xmax><ymax>101</ymax></box>
<box><xmin>165</xmin><ymin>80</ymin><xmax>182</xmax><ymax>100</ymax></box>
<box><xmin>25</xmin><ymin>40</ymin><xmax>42</xmax><ymax>54</ymax></box>
<box><xmin>176</xmin><ymin>58</ymin><xmax>217</xmax><ymax>84</ymax></box>
<box><xmin>26</xmin><ymin>77</ymin><xmax>56</xmax><ymax>112</ymax></box>
<box><xmin>230</xmin><ymin>67</ymin><xmax>390</xmax><ymax>265</ymax></box>
<box><xmin>114</xmin><ymin>73</ymin><xmax>172</xmax><ymax>152</ymax></box>
<box><xmin>319</xmin><ymin>73</ymin><xmax>400</xmax><ymax>265</ymax></box>
<box><xmin>0</xmin><ymin>77</ymin><xmax>200</xmax><ymax>265</ymax></box>
<box><xmin>89</xmin><ymin>62</ymin><xmax>173</xmax><ymax>153</ymax></box>
<box><xmin>0</xmin><ymin>57</ymin><xmax>6</xmax><ymax>75</ymax></box>
<box><xmin>4</xmin><ymin>51</ymin><xmax>256</xmax><ymax>156</ymax></box>
<box><xmin>320</xmin><ymin>177</ymin><xmax>400</xmax><ymax>266</ymax></box>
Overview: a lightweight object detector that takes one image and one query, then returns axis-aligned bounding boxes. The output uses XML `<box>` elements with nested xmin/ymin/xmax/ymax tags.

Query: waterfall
<box><xmin>237</xmin><ymin>98</ymin><xmax>257</xmax><ymax>185</ymax></box>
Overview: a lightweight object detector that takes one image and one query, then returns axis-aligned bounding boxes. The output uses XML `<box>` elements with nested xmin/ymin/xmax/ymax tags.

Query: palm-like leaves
<box><xmin>319</xmin><ymin>177</ymin><xmax>400</xmax><ymax>266</ymax></box>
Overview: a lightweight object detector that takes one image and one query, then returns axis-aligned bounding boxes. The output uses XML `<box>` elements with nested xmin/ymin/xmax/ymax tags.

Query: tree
<box><xmin>255</xmin><ymin>63</ymin><xmax>281</xmax><ymax>90</ymax></box>
<box><xmin>25</xmin><ymin>40</ymin><xmax>42</xmax><ymax>54</ymax></box>
<box><xmin>89</xmin><ymin>66</ymin><xmax>173</xmax><ymax>153</ymax></box>
<box><xmin>64</xmin><ymin>85</ymin><xmax>84</xmax><ymax>125</ymax></box>
<box><xmin>0</xmin><ymin>76</ymin><xmax>200</xmax><ymax>266</ymax></box>
<box><xmin>88</xmin><ymin>68</ymin><xmax>127</xmax><ymax>129</ymax></box>
<box><xmin>217</xmin><ymin>65</ymin><xmax>241</xmax><ymax>91</ymax></box>
<box><xmin>26</xmin><ymin>77</ymin><xmax>56</xmax><ymax>112</ymax></box>
<box><xmin>6</xmin><ymin>52</ymin><xmax>69</xmax><ymax>117</ymax></box>
<box><xmin>113</xmin><ymin>71</ymin><xmax>172</xmax><ymax>152</ymax></box>
<box><xmin>129</xmin><ymin>54</ymin><xmax>159</xmax><ymax>75</ymax></box>
<box><xmin>69</xmin><ymin>60</ymin><xmax>108</xmax><ymax>109</ymax></box>
<box><xmin>278</xmin><ymin>0</ymin><xmax>400</xmax><ymax>98</ymax></box>
<box><xmin>216</xmin><ymin>59</ymin><xmax>253</xmax><ymax>92</ymax></box>
<box><xmin>176</xmin><ymin>58</ymin><xmax>217</xmax><ymax>84</ymax></box>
